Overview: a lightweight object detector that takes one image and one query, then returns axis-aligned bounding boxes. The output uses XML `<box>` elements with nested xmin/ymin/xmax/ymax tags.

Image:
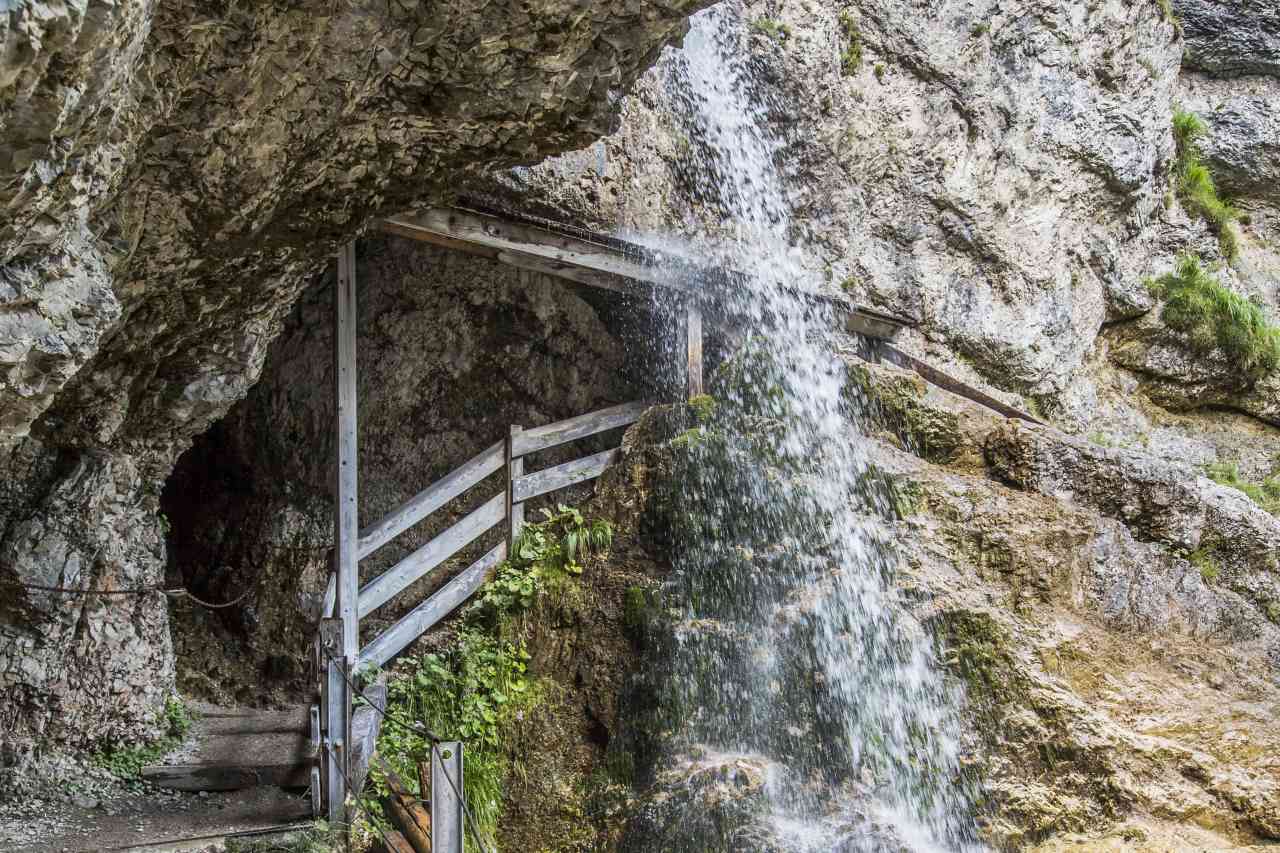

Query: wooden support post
<box><xmin>686</xmin><ymin>301</ymin><xmax>703</xmax><ymax>399</ymax></box>
<box><xmin>319</xmin><ymin>618</ymin><xmax>348</xmax><ymax>831</ymax></box>
<box><xmin>335</xmin><ymin>241</ymin><xmax>360</xmax><ymax>660</ymax></box>
<box><xmin>432</xmin><ymin>742</ymin><xmax>465</xmax><ymax>853</ymax></box>
<box><xmin>506</xmin><ymin>425</ymin><xmax>524</xmax><ymax>554</ymax></box>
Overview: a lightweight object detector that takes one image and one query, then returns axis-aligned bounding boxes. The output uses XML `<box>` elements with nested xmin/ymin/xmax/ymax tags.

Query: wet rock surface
<box><xmin>1175</xmin><ymin>0</ymin><xmax>1280</xmax><ymax>78</ymax></box>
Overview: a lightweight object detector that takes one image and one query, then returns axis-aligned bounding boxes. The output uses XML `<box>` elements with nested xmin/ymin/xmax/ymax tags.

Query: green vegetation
<box><xmin>1146</xmin><ymin>254</ymin><xmax>1280</xmax><ymax>381</ymax></box>
<box><xmin>1190</xmin><ymin>544</ymin><xmax>1221</xmax><ymax>583</ymax></box>
<box><xmin>873</xmin><ymin>63</ymin><xmax>886</xmax><ymax>82</ymax></box>
<box><xmin>839</xmin><ymin>11</ymin><xmax>863</xmax><ymax>75</ymax></box>
<box><xmin>970</xmin><ymin>21</ymin><xmax>990</xmax><ymax>37</ymax></box>
<box><xmin>93</xmin><ymin>695</ymin><xmax>193</xmax><ymax>779</ymax></box>
<box><xmin>1204</xmin><ymin>461</ymin><xmax>1280</xmax><ymax>515</ymax></box>
<box><xmin>688</xmin><ymin>394</ymin><xmax>717</xmax><ymax>423</ymax></box>
<box><xmin>1155</xmin><ymin>0</ymin><xmax>1183</xmax><ymax>34</ymax></box>
<box><xmin>373</xmin><ymin>506</ymin><xmax>613</xmax><ymax>850</ymax></box>
<box><xmin>1172</xmin><ymin>108</ymin><xmax>1241</xmax><ymax>262</ymax></box>
<box><xmin>751</xmin><ymin>17</ymin><xmax>792</xmax><ymax>44</ymax></box>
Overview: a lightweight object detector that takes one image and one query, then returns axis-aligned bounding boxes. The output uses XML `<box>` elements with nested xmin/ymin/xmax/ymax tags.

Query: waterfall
<box><xmin>635</xmin><ymin>6</ymin><xmax>986</xmax><ymax>850</ymax></box>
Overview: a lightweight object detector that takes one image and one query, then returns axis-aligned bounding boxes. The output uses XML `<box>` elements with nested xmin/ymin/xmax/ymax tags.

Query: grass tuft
<box><xmin>1172</xmin><ymin>108</ymin><xmax>1241</xmax><ymax>263</ymax></box>
<box><xmin>751</xmin><ymin>17</ymin><xmax>792</xmax><ymax>44</ymax></box>
<box><xmin>1204</xmin><ymin>461</ymin><xmax>1280</xmax><ymax>514</ymax></box>
<box><xmin>92</xmin><ymin>696</ymin><xmax>193</xmax><ymax>779</ymax></box>
<box><xmin>839</xmin><ymin>11</ymin><xmax>863</xmax><ymax>75</ymax></box>
<box><xmin>1146</xmin><ymin>254</ymin><xmax>1280</xmax><ymax>381</ymax></box>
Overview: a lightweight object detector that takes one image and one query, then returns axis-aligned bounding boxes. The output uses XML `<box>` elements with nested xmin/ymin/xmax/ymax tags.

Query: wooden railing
<box><xmin>320</xmin><ymin>400</ymin><xmax>647</xmax><ymax>669</ymax></box>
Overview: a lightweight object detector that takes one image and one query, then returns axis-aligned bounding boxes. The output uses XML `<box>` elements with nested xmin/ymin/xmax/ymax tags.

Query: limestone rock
<box><xmin>1175</xmin><ymin>0</ymin><xmax>1280</xmax><ymax>78</ymax></box>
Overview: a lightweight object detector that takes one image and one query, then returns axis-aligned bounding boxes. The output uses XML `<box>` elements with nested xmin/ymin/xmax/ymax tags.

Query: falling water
<box><xmin>638</xmin><ymin>6</ymin><xmax>985</xmax><ymax>850</ymax></box>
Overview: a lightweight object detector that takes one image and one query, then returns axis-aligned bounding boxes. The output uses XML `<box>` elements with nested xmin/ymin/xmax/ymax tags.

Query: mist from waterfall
<box><xmin>643</xmin><ymin>6</ymin><xmax>986</xmax><ymax>850</ymax></box>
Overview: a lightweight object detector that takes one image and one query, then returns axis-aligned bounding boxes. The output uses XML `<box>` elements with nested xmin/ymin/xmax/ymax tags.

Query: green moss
<box><xmin>1173</xmin><ymin>108</ymin><xmax>1241</xmax><ymax>262</ymax></box>
<box><xmin>840</xmin><ymin>275</ymin><xmax>860</xmax><ymax>294</ymax></box>
<box><xmin>938</xmin><ymin>612</ymin><xmax>1024</xmax><ymax>710</ymax></box>
<box><xmin>873</xmin><ymin>63</ymin><xmax>886</xmax><ymax>82</ymax></box>
<box><xmin>887</xmin><ymin>476</ymin><xmax>924</xmax><ymax>520</ymax></box>
<box><xmin>1190</xmin><ymin>544</ymin><xmax>1221</xmax><ymax>583</ymax></box>
<box><xmin>1265</xmin><ymin>600</ymin><xmax>1280</xmax><ymax>624</ymax></box>
<box><xmin>970</xmin><ymin>21</ymin><xmax>990</xmax><ymax>36</ymax></box>
<box><xmin>751</xmin><ymin>17</ymin><xmax>792</xmax><ymax>44</ymax></box>
<box><xmin>687</xmin><ymin>394</ymin><xmax>717</xmax><ymax>424</ymax></box>
<box><xmin>375</xmin><ymin>505</ymin><xmax>613</xmax><ymax>851</ymax></box>
<box><xmin>669</xmin><ymin>427</ymin><xmax>710</xmax><ymax>452</ymax></box>
<box><xmin>838</xmin><ymin>11</ymin><xmax>863</xmax><ymax>75</ymax></box>
<box><xmin>92</xmin><ymin>696</ymin><xmax>193</xmax><ymax>779</ymax></box>
<box><xmin>1204</xmin><ymin>461</ymin><xmax>1280</xmax><ymax>514</ymax></box>
<box><xmin>1147</xmin><ymin>254</ymin><xmax>1280</xmax><ymax>381</ymax></box>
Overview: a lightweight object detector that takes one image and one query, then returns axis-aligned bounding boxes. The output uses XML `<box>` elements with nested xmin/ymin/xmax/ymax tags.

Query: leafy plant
<box><xmin>93</xmin><ymin>695</ymin><xmax>193</xmax><ymax>779</ymax></box>
<box><xmin>1204</xmin><ymin>461</ymin><xmax>1280</xmax><ymax>515</ymax></box>
<box><xmin>1172</xmin><ymin>108</ymin><xmax>1241</xmax><ymax>262</ymax></box>
<box><xmin>839</xmin><ymin>11</ymin><xmax>863</xmax><ymax>75</ymax></box>
<box><xmin>1147</xmin><ymin>254</ymin><xmax>1280</xmax><ymax>381</ymax></box>
<box><xmin>1190</xmin><ymin>545</ymin><xmax>1221</xmax><ymax>583</ymax></box>
<box><xmin>376</xmin><ymin>633</ymin><xmax>534</xmax><ymax>851</ymax></box>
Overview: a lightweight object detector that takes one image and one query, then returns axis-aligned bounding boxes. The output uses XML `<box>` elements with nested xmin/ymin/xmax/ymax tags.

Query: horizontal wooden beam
<box><xmin>511</xmin><ymin>448</ymin><xmax>619</xmax><ymax>503</ymax></box>
<box><xmin>358</xmin><ymin>492</ymin><xmax>505</xmax><ymax>619</ymax></box>
<box><xmin>140</xmin><ymin>763</ymin><xmax>311</xmax><ymax>791</ymax></box>
<box><xmin>381</xmin><ymin>206</ymin><xmax>911</xmax><ymax>340</ymax></box>
<box><xmin>358</xmin><ymin>542</ymin><xmax>506</xmax><ymax>670</ymax></box>
<box><xmin>358</xmin><ymin>440</ymin><xmax>505</xmax><ymax>560</ymax></box>
<box><xmin>511</xmin><ymin>401</ymin><xmax>647</xmax><ymax>457</ymax></box>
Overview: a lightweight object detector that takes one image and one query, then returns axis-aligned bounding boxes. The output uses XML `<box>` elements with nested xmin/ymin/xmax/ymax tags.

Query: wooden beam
<box><xmin>875</xmin><ymin>341</ymin><xmax>1043</xmax><ymax>425</ymax></box>
<box><xmin>382</xmin><ymin>206</ymin><xmax>913</xmax><ymax>341</ymax></box>
<box><xmin>510</xmin><ymin>401</ymin><xmax>647</xmax><ymax>457</ymax></box>
<box><xmin>377</xmin><ymin>757</ymin><xmax>433</xmax><ymax>853</ymax></box>
<box><xmin>335</xmin><ymin>241</ymin><xmax>360</xmax><ymax>659</ymax></box>
<box><xmin>687</xmin><ymin>303</ymin><xmax>703</xmax><ymax>398</ymax></box>
<box><xmin>358</xmin><ymin>542</ymin><xmax>506</xmax><ymax>670</ymax></box>
<box><xmin>358</xmin><ymin>440</ymin><xmax>505</xmax><ymax>560</ymax></box>
<box><xmin>357</xmin><ymin>492</ymin><xmax>505</xmax><ymax>619</ymax></box>
<box><xmin>139</xmin><ymin>763</ymin><xmax>312</xmax><ymax>791</ymax></box>
<box><xmin>511</xmin><ymin>448</ymin><xmax>619</xmax><ymax>503</ymax></box>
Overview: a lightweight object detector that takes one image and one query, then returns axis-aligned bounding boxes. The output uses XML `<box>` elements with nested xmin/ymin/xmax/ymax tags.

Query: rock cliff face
<box><xmin>3</xmin><ymin>0</ymin><xmax>1280</xmax><ymax>849</ymax></box>
<box><xmin>1</xmin><ymin>0</ymin><xmax>705</xmax><ymax>754</ymax></box>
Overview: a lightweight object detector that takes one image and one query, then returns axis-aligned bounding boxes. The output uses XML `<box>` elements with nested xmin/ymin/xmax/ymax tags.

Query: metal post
<box><xmin>506</xmin><ymin>424</ymin><xmax>524</xmax><ymax>554</ymax></box>
<box><xmin>432</xmin><ymin>742</ymin><xmax>465</xmax><ymax>853</ymax></box>
<box><xmin>686</xmin><ymin>301</ymin><xmax>703</xmax><ymax>399</ymax></box>
<box><xmin>319</xmin><ymin>618</ymin><xmax>348</xmax><ymax>830</ymax></box>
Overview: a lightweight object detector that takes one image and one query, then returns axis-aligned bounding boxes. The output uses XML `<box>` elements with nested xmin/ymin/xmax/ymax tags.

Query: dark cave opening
<box><xmin>159</xmin><ymin>234</ymin><xmax>681</xmax><ymax>706</ymax></box>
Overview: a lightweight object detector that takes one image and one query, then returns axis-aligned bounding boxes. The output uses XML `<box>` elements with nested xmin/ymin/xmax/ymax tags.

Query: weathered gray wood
<box><xmin>432</xmin><ymin>742</ymin><xmax>465</xmax><ymax>853</ymax></box>
<box><xmin>358</xmin><ymin>542</ymin><xmax>506</xmax><ymax>670</ymax></box>
<box><xmin>386</xmin><ymin>208</ymin><xmax>679</xmax><ymax>291</ymax></box>
<box><xmin>510</xmin><ymin>402</ymin><xmax>646</xmax><ymax>457</ymax></box>
<box><xmin>349</xmin><ymin>680</ymin><xmax>385</xmax><ymax>800</ymax></box>
<box><xmin>511</xmin><ymin>448</ymin><xmax>619</xmax><ymax>502</ymax></box>
<box><xmin>140</xmin><ymin>763</ymin><xmax>312</xmax><ymax>791</ymax></box>
<box><xmin>382</xmin><ymin>206</ymin><xmax>913</xmax><ymax>341</ymax></box>
<box><xmin>335</xmin><ymin>241</ymin><xmax>360</xmax><ymax>659</ymax></box>
<box><xmin>358</xmin><ymin>440</ymin><xmax>505</xmax><ymax>560</ymax></box>
<box><xmin>357</xmin><ymin>492</ymin><xmax>506</xmax><ymax>619</ymax></box>
<box><xmin>875</xmin><ymin>342</ymin><xmax>1043</xmax><ymax>425</ymax></box>
<box><xmin>506</xmin><ymin>425</ymin><xmax>524</xmax><ymax>555</ymax></box>
<box><xmin>687</xmin><ymin>303</ymin><xmax>703</xmax><ymax>398</ymax></box>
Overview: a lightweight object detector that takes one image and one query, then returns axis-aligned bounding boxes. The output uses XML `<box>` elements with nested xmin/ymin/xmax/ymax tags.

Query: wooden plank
<box><xmin>377</xmin><ymin>757</ymin><xmax>433</xmax><ymax>853</ymax></box>
<box><xmin>687</xmin><ymin>303</ymin><xmax>703</xmax><ymax>398</ymax></box>
<box><xmin>507</xmin><ymin>425</ymin><xmax>524</xmax><ymax>554</ymax></box>
<box><xmin>495</xmin><ymin>249</ymin><xmax>644</xmax><ymax>296</ymax></box>
<box><xmin>358</xmin><ymin>542</ymin><xmax>506</xmax><ymax>670</ymax></box>
<box><xmin>357</xmin><ymin>492</ymin><xmax>505</xmax><ymax>619</ymax></box>
<box><xmin>875</xmin><ymin>342</ymin><xmax>1042</xmax><ymax>425</ymax></box>
<box><xmin>139</xmin><ymin>763</ymin><xmax>312</xmax><ymax>791</ymax></box>
<box><xmin>349</xmin><ymin>680</ymin><xmax>385</xmax><ymax>800</ymax></box>
<box><xmin>335</xmin><ymin>241</ymin><xmax>360</xmax><ymax>659</ymax></box>
<box><xmin>381</xmin><ymin>830</ymin><xmax>418</xmax><ymax>853</ymax></box>
<box><xmin>386</xmin><ymin>208</ymin><xmax>677</xmax><ymax>290</ymax></box>
<box><xmin>846</xmin><ymin>311</ymin><xmax>904</xmax><ymax>340</ymax></box>
<box><xmin>511</xmin><ymin>448</ymin><xmax>619</xmax><ymax>503</ymax></box>
<box><xmin>431</xmin><ymin>742</ymin><xmax>464</xmax><ymax>853</ymax></box>
<box><xmin>358</xmin><ymin>440</ymin><xmax>505</xmax><ymax>560</ymax></box>
<box><xmin>510</xmin><ymin>401</ymin><xmax>647</xmax><ymax>457</ymax></box>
